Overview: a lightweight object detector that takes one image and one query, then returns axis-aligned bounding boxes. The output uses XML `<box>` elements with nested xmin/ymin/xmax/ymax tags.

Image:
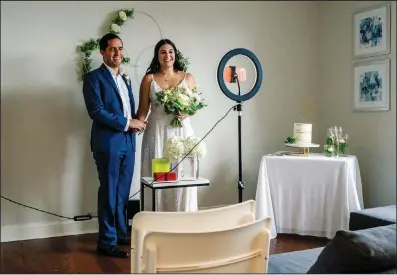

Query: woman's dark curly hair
<box><xmin>146</xmin><ymin>39</ymin><xmax>185</xmax><ymax>74</ymax></box>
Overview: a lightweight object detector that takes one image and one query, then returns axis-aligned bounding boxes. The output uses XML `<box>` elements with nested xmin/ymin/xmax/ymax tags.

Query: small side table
<box><xmin>140</xmin><ymin>177</ymin><xmax>210</xmax><ymax>211</ymax></box>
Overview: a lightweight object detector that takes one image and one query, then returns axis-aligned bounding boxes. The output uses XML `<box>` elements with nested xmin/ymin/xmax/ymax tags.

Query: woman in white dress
<box><xmin>136</xmin><ymin>39</ymin><xmax>198</xmax><ymax>212</ymax></box>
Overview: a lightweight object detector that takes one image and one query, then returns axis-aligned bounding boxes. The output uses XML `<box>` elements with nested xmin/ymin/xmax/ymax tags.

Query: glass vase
<box><xmin>324</xmin><ymin>128</ymin><xmax>336</xmax><ymax>157</ymax></box>
<box><xmin>324</xmin><ymin>144</ymin><xmax>335</xmax><ymax>157</ymax></box>
<box><xmin>179</xmin><ymin>155</ymin><xmax>198</xmax><ymax>181</ymax></box>
<box><xmin>338</xmin><ymin>134</ymin><xmax>349</xmax><ymax>157</ymax></box>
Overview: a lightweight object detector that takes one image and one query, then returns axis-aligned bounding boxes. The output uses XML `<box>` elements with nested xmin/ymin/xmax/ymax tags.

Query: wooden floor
<box><xmin>1</xmin><ymin>233</ymin><xmax>329</xmax><ymax>273</ymax></box>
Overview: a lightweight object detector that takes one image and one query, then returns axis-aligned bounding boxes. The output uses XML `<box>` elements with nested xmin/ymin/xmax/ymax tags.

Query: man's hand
<box><xmin>176</xmin><ymin>114</ymin><xmax>189</xmax><ymax>119</ymax></box>
<box><xmin>176</xmin><ymin>111</ymin><xmax>197</xmax><ymax>120</ymax></box>
<box><xmin>129</xmin><ymin>119</ymin><xmax>146</xmax><ymax>132</ymax></box>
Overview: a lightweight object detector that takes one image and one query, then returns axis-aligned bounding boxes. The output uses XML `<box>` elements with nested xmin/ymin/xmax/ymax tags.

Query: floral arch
<box><xmin>76</xmin><ymin>8</ymin><xmax>189</xmax><ymax>81</ymax></box>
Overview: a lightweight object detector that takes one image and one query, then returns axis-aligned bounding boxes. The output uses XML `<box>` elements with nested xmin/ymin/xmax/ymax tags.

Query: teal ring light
<box><xmin>217</xmin><ymin>48</ymin><xmax>263</xmax><ymax>102</ymax></box>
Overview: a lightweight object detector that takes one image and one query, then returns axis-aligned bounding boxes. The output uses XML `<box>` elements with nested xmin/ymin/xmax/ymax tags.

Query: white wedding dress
<box><xmin>140</xmin><ymin>73</ymin><xmax>198</xmax><ymax>212</ymax></box>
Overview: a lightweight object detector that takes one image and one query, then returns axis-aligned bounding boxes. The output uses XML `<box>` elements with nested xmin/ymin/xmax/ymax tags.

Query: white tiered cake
<box><xmin>293</xmin><ymin>123</ymin><xmax>312</xmax><ymax>145</ymax></box>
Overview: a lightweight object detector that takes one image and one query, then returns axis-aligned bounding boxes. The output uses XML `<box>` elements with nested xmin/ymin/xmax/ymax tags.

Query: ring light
<box><xmin>216</xmin><ymin>48</ymin><xmax>264</xmax><ymax>203</ymax></box>
<box><xmin>217</xmin><ymin>48</ymin><xmax>263</xmax><ymax>102</ymax></box>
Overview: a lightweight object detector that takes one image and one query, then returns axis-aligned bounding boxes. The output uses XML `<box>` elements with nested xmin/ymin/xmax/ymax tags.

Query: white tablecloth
<box><xmin>255</xmin><ymin>153</ymin><xmax>364</xmax><ymax>239</ymax></box>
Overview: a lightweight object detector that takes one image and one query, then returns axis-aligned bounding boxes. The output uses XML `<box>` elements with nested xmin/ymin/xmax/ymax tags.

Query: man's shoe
<box><xmin>97</xmin><ymin>244</ymin><xmax>129</xmax><ymax>258</ymax></box>
<box><xmin>117</xmin><ymin>236</ymin><xmax>131</xmax><ymax>246</ymax></box>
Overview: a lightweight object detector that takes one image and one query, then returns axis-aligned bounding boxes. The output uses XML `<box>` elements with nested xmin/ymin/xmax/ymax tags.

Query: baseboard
<box><xmin>1</xmin><ymin>204</ymin><xmax>229</xmax><ymax>242</ymax></box>
<box><xmin>1</xmin><ymin>218</ymin><xmax>98</xmax><ymax>243</ymax></box>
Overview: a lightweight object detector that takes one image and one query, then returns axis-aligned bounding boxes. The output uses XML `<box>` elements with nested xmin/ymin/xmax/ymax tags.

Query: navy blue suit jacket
<box><xmin>83</xmin><ymin>64</ymin><xmax>136</xmax><ymax>153</ymax></box>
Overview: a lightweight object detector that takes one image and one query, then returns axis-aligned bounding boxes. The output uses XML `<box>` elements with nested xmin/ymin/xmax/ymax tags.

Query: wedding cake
<box><xmin>293</xmin><ymin>123</ymin><xmax>312</xmax><ymax>144</ymax></box>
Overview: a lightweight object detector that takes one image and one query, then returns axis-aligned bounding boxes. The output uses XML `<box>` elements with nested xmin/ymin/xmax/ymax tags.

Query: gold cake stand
<box><xmin>285</xmin><ymin>143</ymin><xmax>320</xmax><ymax>156</ymax></box>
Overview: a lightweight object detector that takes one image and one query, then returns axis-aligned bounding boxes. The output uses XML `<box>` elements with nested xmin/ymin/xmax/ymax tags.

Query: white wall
<box><xmin>1</xmin><ymin>1</ymin><xmax>320</xmax><ymax>241</ymax></box>
<box><xmin>318</xmin><ymin>1</ymin><xmax>397</xmax><ymax>208</ymax></box>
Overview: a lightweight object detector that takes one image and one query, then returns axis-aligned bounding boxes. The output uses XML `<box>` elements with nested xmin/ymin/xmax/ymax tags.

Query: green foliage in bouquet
<box><xmin>326</xmin><ymin>137</ymin><xmax>334</xmax><ymax>146</ymax></box>
<box><xmin>156</xmin><ymin>86</ymin><xmax>207</xmax><ymax>128</ymax></box>
<box><xmin>338</xmin><ymin>141</ymin><xmax>348</xmax><ymax>156</ymax></box>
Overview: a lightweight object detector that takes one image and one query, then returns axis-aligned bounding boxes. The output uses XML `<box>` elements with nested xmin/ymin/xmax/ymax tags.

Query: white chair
<box><xmin>142</xmin><ymin>217</ymin><xmax>271</xmax><ymax>273</ymax></box>
<box><xmin>131</xmin><ymin>200</ymin><xmax>256</xmax><ymax>273</ymax></box>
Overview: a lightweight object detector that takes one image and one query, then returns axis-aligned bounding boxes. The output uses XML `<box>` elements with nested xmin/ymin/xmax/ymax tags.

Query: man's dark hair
<box><xmin>99</xmin><ymin>33</ymin><xmax>123</xmax><ymax>51</ymax></box>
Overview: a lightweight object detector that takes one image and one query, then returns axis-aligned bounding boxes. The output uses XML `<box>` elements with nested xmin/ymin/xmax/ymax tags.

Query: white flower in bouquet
<box><xmin>193</xmin><ymin>93</ymin><xmax>201</xmax><ymax>102</ymax></box>
<box><xmin>163</xmin><ymin>136</ymin><xmax>184</xmax><ymax>161</ymax></box>
<box><xmin>178</xmin><ymin>94</ymin><xmax>190</xmax><ymax>107</ymax></box>
<box><xmin>185</xmin><ymin>88</ymin><xmax>193</xmax><ymax>97</ymax></box>
<box><xmin>183</xmin><ymin>136</ymin><xmax>207</xmax><ymax>158</ymax></box>
<box><xmin>156</xmin><ymin>86</ymin><xmax>207</xmax><ymax>128</ymax></box>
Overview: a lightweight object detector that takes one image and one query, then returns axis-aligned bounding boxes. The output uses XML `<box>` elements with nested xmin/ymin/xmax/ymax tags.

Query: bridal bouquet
<box><xmin>155</xmin><ymin>86</ymin><xmax>206</xmax><ymax>128</ymax></box>
<box><xmin>163</xmin><ymin>136</ymin><xmax>207</xmax><ymax>161</ymax></box>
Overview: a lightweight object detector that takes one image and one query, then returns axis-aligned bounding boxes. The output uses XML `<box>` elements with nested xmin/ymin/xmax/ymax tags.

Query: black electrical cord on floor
<box><xmin>1</xmin><ymin>104</ymin><xmax>238</xmax><ymax>221</ymax></box>
<box><xmin>1</xmin><ymin>196</ymin><xmax>74</xmax><ymax>220</ymax></box>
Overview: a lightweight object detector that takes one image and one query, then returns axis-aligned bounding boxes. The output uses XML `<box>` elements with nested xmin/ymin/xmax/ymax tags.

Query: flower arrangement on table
<box><xmin>324</xmin><ymin>126</ymin><xmax>349</xmax><ymax>157</ymax></box>
<box><xmin>324</xmin><ymin>136</ymin><xmax>335</xmax><ymax>157</ymax></box>
<box><xmin>338</xmin><ymin>138</ymin><xmax>348</xmax><ymax>156</ymax></box>
<box><xmin>163</xmin><ymin>136</ymin><xmax>207</xmax><ymax>161</ymax></box>
<box><xmin>155</xmin><ymin>86</ymin><xmax>207</xmax><ymax>128</ymax></box>
<box><xmin>285</xmin><ymin>136</ymin><xmax>297</xmax><ymax>144</ymax></box>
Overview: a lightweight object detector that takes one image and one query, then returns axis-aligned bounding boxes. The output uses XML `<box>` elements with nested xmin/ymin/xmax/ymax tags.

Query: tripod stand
<box><xmin>230</xmin><ymin>67</ymin><xmax>245</xmax><ymax>203</ymax></box>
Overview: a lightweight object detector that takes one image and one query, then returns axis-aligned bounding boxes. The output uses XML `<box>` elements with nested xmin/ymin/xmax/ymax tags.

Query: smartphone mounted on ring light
<box><xmin>223</xmin><ymin>66</ymin><xmax>246</xmax><ymax>83</ymax></box>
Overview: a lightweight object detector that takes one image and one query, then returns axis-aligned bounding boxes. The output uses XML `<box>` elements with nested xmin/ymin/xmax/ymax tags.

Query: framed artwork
<box><xmin>353</xmin><ymin>3</ymin><xmax>390</xmax><ymax>59</ymax></box>
<box><xmin>353</xmin><ymin>58</ymin><xmax>390</xmax><ymax>111</ymax></box>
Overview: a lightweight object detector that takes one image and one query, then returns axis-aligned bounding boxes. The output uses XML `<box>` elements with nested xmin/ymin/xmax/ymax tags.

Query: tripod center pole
<box><xmin>236</xmin><ymin>102</ymin><xmax>245</xmax><ymax>203</ymax></box>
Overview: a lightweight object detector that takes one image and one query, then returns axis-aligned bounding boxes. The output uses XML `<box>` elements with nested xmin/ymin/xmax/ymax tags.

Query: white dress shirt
<box><xmin>103</xmin><ymin>63</ymin><xmax>131</xmax><ymax>132</ymax></box>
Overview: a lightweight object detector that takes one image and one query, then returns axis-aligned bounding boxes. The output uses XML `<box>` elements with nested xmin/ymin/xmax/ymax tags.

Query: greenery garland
<box><xmin>76</xmin><ymin>8</ymin><xmax>190</xmax><ymax>81</ymax></box>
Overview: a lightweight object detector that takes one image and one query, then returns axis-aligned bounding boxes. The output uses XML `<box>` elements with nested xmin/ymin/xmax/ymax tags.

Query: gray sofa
<box><xmin>268</xmin><ymin>205</ymin><xmax>397</xmax><ymax>274</ymax></box>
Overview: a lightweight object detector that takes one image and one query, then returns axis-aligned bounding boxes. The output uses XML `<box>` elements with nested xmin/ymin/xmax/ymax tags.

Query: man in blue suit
<box><xmin>83</xmin><ymin>33</ymin><xmax>146</xmax><ymax>258</ymax></box>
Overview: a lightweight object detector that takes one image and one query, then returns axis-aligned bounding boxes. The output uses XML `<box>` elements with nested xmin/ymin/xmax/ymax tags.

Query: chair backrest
<box><xmin>131</xmin><ymin>200</ymin><xmax>256</xmax><ymax>273</ymax></box>
<box><xmin>142</xmin><ymin>217</ymin><xmax>271</xmax><ymax>273</ymax></box>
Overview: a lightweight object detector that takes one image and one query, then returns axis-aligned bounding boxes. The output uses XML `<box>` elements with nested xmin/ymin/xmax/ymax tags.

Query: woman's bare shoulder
<box><xmin>141</xmin><ymin>74</ymin><xmax>153</xmax><ymax>83</ymax></box>
<box><xmin>184</xmin><ymin>72</ymin><xmax>196</xmax><ymax>88</ymax></box>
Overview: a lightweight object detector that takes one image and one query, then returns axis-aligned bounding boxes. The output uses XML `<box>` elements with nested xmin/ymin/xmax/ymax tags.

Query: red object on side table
<box><xmin>153</xmin><ymin>172</ymin><xmax>177</xmax><ymax>182</ymax></box>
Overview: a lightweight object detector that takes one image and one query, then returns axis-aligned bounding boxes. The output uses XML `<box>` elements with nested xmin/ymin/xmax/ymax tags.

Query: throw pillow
<box><xmin>307</xmin><ymin>224</ymin><xmax>396</xmax><ymax>273</ymax></box>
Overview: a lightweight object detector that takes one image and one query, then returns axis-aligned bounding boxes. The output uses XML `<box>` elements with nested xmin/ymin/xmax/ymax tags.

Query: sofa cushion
<box><xmin>350</xmin><ymin>205</ymin><xmax>396</xmax><ymax>231</ymax></box>
<box><xmin>307</xmin><ymin>224</ymin><xmax>397</xmax><ymax>273</ymax></box>
<box><xmin>268</xmin><ymin>247</ymin><xmax>323</xmax><ymax>274</ymax></box>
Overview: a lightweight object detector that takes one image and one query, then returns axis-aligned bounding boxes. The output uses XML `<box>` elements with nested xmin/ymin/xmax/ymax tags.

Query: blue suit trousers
<box><xmin>93</xmin><ymin>133</ymin><xmax>135</xmax><ymax>246</ymax></box>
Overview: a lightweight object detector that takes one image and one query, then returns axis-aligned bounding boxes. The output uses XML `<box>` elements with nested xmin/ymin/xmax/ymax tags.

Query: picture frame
<box><xmin>353</xmin><ymin>58</ymin><xmax>390</xmax><ymax>112</ymax></box>
<box><xmin>353</xmin><ymin>2</ymin><xmax>390</xmax><ymax>59</ymax></box>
